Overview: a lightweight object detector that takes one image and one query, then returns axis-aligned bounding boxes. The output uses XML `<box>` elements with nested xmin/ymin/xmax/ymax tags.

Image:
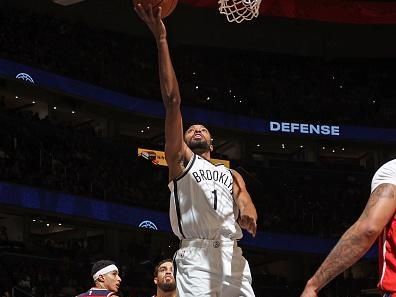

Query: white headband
<box><xmin>93</xmin><ymin>264</ymin><xmax>118</xmax><ymax>281</ymax></box>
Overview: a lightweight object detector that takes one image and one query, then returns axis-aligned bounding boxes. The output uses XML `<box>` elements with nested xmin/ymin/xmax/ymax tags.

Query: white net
<box><xmin>218</xmin><ymin>0</ymin><xmax>262</xmax><ymax>23</ymax></box>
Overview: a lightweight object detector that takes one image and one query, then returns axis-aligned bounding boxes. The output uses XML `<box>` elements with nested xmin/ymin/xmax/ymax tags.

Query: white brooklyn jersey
<box><xmin>168</xmin><ymin>154</ymin><xmax>243</xmax><ymax>240</ymax></box>
<box><xmin>371</xmin><ymin>159</ymin><xmax>396</xmax><ymax>193</ymax></box>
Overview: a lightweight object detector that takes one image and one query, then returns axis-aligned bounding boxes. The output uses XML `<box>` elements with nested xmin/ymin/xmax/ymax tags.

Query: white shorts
<box><xmin>174</xmin><ymin>239</ymin><xmax>255</xmax><ymax>297</ymax></box>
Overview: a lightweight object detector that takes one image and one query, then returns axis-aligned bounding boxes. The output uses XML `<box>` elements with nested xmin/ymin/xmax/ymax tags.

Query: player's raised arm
<box><xmin>134</xmin><ymin>4</ymin><xmax>192</xmax><ymax>180</ymax></box>
<box><xmin>232</xmin><ymin>170</ymin><xmax>258</xmax><ymax>237</ymax></box>
<box><xmin>301</xmin><ymin>183</ymin><xmax>396</xmax><ymax>297</ymax></box>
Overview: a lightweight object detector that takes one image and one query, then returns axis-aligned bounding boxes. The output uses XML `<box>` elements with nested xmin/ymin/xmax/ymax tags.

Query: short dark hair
<box><xmin>153</xmin><ymin>259</ymin><xmax>173</xmax><ymax>277</ymax></box>
<box><xmin>91</xmin><ymin>260</ymin><xmax>116</xmax><ymax>277</ymax></box>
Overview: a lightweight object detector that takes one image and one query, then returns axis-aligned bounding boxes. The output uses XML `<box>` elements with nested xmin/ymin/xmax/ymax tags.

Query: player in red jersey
<box><xmin>301</xmin><ymin>159</ymin><xmax>396</xmax><ymax>297</ymax></box>
<box><xmin>76</xmin><ymin>260</ymin><xmax>121</xmax><ymax>297</ymax></box>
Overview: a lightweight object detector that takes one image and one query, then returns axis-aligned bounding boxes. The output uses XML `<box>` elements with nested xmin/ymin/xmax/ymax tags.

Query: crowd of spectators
<box><xmin>0</xmin><ymin>238</ymin><xmax>163</xmax><ymax>297</ymax></box>
<box><xmin>0</xmin><ymin>104</ymin><xmax>170</xmax><ymax>211</ymax></box>
<box><xmin>248</xmin><ymin>165</ymin><xmax>371</xmax><ymax>237</ymax></box>
<box><xmin>0</xmin><ymin>258</ymin><xmax>83</xmax><ymax>297</ymax></box>
<box><xmin>1</xmin><ymin>5</ymin><xmax>396</xmax><ymax>128</ymax></box>
<box><xmin>0</xmin><ymin>102</ymin><xmax>373</xmax><ymax>238</ymax></box>
<box><xmin>0</xmin><ymin>3</ymin><xmax>388</xmax><ymax>297</ymax></box>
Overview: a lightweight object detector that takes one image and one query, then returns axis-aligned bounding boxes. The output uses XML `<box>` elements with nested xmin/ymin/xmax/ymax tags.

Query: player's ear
<box><xmin>154</xmin><ymin>277</ymin><xmax>158</xmax><ymax>285</ymax></box>
<box><xmin>210</xmin><ymin>144</ymin><xmax>214</xmax><ymax>152</ymax></box>
<box><xmin>97</xmin><ymin>274</ymin><xmax>105</xmax><ymax>283</ymax></box>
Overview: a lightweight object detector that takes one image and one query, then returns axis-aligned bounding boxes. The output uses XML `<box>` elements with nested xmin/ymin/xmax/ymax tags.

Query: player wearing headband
<box><xmin>76</xmin><ymin>260</ymin><xmax>122</xmax><ymax>297</ymax></box>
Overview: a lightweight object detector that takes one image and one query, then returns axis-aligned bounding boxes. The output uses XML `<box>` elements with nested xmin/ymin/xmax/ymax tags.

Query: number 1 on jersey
<box><xmin>211</xmin><ymin>189</ymin><xmax>217</xmax><ymax>210</ymax></box>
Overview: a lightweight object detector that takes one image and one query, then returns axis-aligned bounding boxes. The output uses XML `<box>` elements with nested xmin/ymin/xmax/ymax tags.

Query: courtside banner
<box><xmin>2</xmin><ymin>58</ymin><xmax>396</xmax><ymax>143</ymax></box>
<box><xmin>138</xmin><ymin>147</ymin><xmax>230</xmax><ymax>168</ymax></box>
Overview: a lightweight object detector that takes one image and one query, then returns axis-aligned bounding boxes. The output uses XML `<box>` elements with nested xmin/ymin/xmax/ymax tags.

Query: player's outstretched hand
<box><xmin>134</xmin><ymin>3</ymin><xmax>167</xmax><ymax>42</ymax></box>
<box><xmin>238</xmin><ymin>207</ymin><xmax>257</xmax><ymax>237</ymax></box>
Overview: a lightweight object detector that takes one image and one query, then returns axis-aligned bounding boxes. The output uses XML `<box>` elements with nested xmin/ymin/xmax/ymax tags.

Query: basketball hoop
<box><xmin>218</xmin><ymin>0</ymin><xmax>262</xmax><ymax>23</ymax></box>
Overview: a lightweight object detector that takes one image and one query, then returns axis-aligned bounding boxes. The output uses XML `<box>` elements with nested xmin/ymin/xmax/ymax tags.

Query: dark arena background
<box><xmin>1</xmin><ymin>0</ymin><xmax>396</xmax><ymax>296</ymax></box>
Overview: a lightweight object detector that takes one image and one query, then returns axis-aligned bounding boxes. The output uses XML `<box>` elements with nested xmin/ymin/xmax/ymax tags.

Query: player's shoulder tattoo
<box><xmin>372</xmin><ymin>183</ymin><xmax>396</xmax><ymax>200</ymax></box>
<box><xmin>362</xmin><ymin>183</ymin><xmax>396</xmax><ymax>218</ymax></box>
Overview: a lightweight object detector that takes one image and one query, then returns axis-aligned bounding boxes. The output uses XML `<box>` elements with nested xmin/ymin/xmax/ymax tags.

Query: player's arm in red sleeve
<box><xmin>301</xmin><ymin>183</ymin><xmax>396</xmax><ymax>297</ymax></box>
<box><xmin>232</xmin><ymin>170</ymin><xmax>258</xmax><ymax>237</ymax></box>
<box><xmin>134</xmin><ymin>4</ymin><xmax>192</xmax><ymax>181</ymax></box>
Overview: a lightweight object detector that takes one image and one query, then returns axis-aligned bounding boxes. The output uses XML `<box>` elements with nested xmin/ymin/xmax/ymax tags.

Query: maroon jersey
<box><xmin>77</xmin><ymin>288</ymin><xmax>115</xmax><ymax>297</ymax></box>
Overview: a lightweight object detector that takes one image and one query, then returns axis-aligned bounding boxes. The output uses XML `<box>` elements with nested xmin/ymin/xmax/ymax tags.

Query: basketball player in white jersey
<box><xmin>135</xmin><ymin>4</ymin><xmax>258</xmax><ymax>297</ymax></box>
<box><xmin>301</xmin><ymin>159</ymin><xmax>396</xmax><ymax>297</ymax></box>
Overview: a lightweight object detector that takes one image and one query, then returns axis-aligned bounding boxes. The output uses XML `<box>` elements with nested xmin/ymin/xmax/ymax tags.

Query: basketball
<box><xmin>133</xmin><ymin>0</ymin><xmax>178</xmax><ymax>18</ymax></box>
